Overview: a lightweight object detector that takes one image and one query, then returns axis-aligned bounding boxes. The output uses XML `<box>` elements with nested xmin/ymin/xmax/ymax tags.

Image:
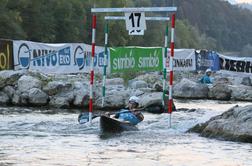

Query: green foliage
<box><xmin>240</xmin><ymin>44</ymin><xmax>252</xmax><ymax>57</ymax></box>
<box><xmin>0</xmin><ymin>0</ymin><xmax>251</xmax><ymax>53</ymax></box>
<box><xmin>177</xmin><ymin>0</ymin><xmax>252</xmax><ymax>51</ymax></box>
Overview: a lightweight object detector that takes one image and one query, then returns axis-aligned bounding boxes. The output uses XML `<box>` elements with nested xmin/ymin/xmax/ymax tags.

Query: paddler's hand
<box><xmin>104</xmin><ymin>112</ymin><xmax>110</xmax><ymax>117</ymax></box>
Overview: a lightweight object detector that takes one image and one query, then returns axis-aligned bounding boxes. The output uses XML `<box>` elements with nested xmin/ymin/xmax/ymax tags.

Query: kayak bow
<box><xmin>100</xmin><ymin>115</ymin><xmax>138</xmax><ymax>133</ymax></box>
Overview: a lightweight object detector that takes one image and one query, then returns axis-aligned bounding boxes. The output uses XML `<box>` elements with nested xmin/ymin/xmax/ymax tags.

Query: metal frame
<box><xmin>104</xmin><ymin>16</ymin><xmax>170</xmax><ymax>21</ymax></box>
<box><xmin>88</xmin><ymin>7</ymin><xmax>176</xmax><ymax>128</ymax></box>
<box><xmin>92</xmin><ymin>7</ymin><xmax>177</xmax><ymax>13</ymax></box>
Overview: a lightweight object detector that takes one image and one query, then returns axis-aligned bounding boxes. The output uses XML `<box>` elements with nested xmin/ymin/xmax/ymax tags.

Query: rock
<box><xmin>12</xmin><ymin>92</ymin><xmax>21</xmax><ymax>105</ymax></box>
<box><xmin>208</xmin><ymin>77</ymin><xmax>233</xmax><ymax>100</ymax></box>
<box><xmin>28</xmin><ymin>88</ymin><xmax>48</xmax><ymax>105</ymax></box>
<box><xmin>106</xmin><ymin>78</ymin><xmax>124</xmax><ymax>85</ymax></box>
<box><xmin>73</xmin><ymin>82</ymin><xmax>89</xmax><ymax>107</ymax></box>
<box><xmin>134</xmin><ymin>72</ymin><xmax>161</xmax><ymax>85</ymax></box>
<box><xmin>208</xmin><ymin>84</ymin><xmax>232</xmax><ymax>100</ymax></box>
<box><xmin>45</xmin><ymin>81</ymin><xmax>74</xmax><ymax>108</ymax></box>
<box><xmin>173</xmin><ymin>78</ymin><xmax>209</xmax><ymax>99</ymax></box>
<box><xmin>231</xmin><ymin>85</ymin><xmax>252</xmax><ymax>101</ymax></box>
<box><xmin>0</xmin><ymin>70</ymin><xmax>27</xmax><ymax>89</ymax></box>
<box><xmin>43</xmin><ymin>81</ymin><xmax>72</xmax><ymax>96</ymax></box>
<box><xmin>0</xmin><ymin>91</ymin><xmax>10</xmax><ymax>104</ymax></box>
<box><xmin>129</xmin><ymin>89</ymin><xmax>145</xmax><ymax>97</ymax></box>
<box><xmin>12</xmin><ymin>90</ymin><xmax>30</xmax><ymax>106</ymax></box>
<box><xmin>95</xmin><ymin>85</ymin><xmax>130</xmax><ymax>109</ymax></box>
<box><xmin>139</xmin><ymin>92</ymin><xmax>163</xmax><ymax>107</ymax></box>
<box><xmin>3</xmin><ymin>86</ymin><xmax>15</xmax><ymax>98</ymax></box>
<box><xmin>189</xmin><ymin>105</ymin><xmax>252</xmax><ymax>143</ymax></box>
<box><xmin>49</xmin><ymin>91</ymin><xmax>74</xmax><ymax>108</ymax></box>
<box><xmin>128</xmin><ymin>80</ymin><xmax>148</xmax><ymax>89</ymax></box>
<box><xmin>28</xmin><ymin>71</ymin><xmax>49</xmax><ymax>82</ymax></box>
<box><xmin>152</xmin><ymin>81</ymin><xmax>163</xmax><ymax>92</ymax></box>
<box><xmin>241</xmin><ymin>77</ymin><xmax>252</xmax><ymax>86</ymax></box>
<box><xmin>18</xmin><ymin>75</ymin><xmax>42</xmax><ymax>92</ymax></box>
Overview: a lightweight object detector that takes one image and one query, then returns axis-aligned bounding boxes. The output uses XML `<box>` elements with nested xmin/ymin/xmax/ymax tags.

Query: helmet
<box><xmin>129</xmin><ymin>96</ymin><xmax>139</xmax><ymax>104</ymax></box>
<box><xmin>206</xmin><ymin>68</ymin><xmax>212</xmax><ymax>73</ymax></box>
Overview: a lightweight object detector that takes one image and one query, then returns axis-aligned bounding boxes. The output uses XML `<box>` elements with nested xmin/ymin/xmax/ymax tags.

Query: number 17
<box><xmin>129</xmin><ymin>13</ymin><xmax>141</xmax><ymax>28</ymax></box>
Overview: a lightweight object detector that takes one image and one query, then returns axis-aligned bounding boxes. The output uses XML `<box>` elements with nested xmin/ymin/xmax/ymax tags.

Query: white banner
<box><xmin>163</xmin><ymin>49</ymin><xmax>196</xmax><ymax>71</ymax></box>
<box><xmin>13</xmin><ymin>40</ymin><xmax>109</xmax><ymax>74</ymax></box>
<box><xmin>218</xmin><ymin>54</ymin><xmax>252</xmax><ymax>73</ymax></box>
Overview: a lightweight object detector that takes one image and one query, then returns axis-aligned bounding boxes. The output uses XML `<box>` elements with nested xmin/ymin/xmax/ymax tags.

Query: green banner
<box><xmin>110</xmin><ymin>47</ymin><xmax>163</xmax><ymax>73</ymax></box>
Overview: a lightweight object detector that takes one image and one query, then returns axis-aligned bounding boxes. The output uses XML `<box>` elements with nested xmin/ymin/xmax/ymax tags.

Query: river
<box><xmin>0</xmin><ymin>100</ymin><xmax>252</xmax><ymax>166</ymax></box>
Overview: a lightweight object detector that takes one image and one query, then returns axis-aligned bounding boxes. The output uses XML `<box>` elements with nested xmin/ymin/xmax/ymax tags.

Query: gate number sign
<box><xmin>125</xmin><ymin>12</ymin><xmax>146</xmax><ymax>31</ymax></box>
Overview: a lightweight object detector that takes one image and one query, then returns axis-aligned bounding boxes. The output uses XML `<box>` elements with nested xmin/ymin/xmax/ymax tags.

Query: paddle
<box><xmin>78</xmin><ymin>111</ymin><xmax>131</xmax><ymax>124</ymax></box>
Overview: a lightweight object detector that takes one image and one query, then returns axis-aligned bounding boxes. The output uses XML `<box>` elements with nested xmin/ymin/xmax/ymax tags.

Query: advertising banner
<box><xmin>0</xmin><ymin>39</ymin><xmax>13</xmax><ymax>70</ymax></box>
<box><xmin>195</xmin><ymin>50</ymin><xmax>220</xmax><ymax>71</ymax></box>
<box><xmin>110</xmin><ymin>47</ymin><xmax>163</xmax><ymax>73</ymax></box>
<box><xmin>164</xmin><ymin>49</ymin><xmax>196</xmax><ymax>71</ymax></box>
<box><xmin>13</xmin><ymin>40</ymin><xmax>107</xmax><ymax>74</ymax></box>
<box><xmin>219</xmin><ymin>54</ymin><xmax>252</xmax><ymax>73</ymax></box>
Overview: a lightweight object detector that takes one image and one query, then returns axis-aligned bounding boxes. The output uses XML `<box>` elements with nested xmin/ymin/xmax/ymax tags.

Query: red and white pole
<box><xmin>89</xmin><ymin>14</ymin><xmax>96</xmax><ymax>124</ymax></box>
<box><xmin>168</xmin><ymin>14</ymin><xmax>175</xmax><ymax>128</ymax></box>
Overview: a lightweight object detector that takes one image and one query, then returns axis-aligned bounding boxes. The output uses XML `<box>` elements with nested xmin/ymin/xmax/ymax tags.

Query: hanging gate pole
<box><xmin>102</xmin><ymin>21</ymin><xmax>108</xmax><ymax>107</ymax></box>
<box><xmin>89</xmin><ymin>14</ymin><xmax>96</xmax><ymax>124</ymax></box>
<box><xmin>163</xmin><ymin>24</ymin><xmax>169</xmax><ymax>106</ymax></box>
<box><xmin>168</xmin><ymin>14</ymin><xmax>175</xmax><ymax>128</ymax></box>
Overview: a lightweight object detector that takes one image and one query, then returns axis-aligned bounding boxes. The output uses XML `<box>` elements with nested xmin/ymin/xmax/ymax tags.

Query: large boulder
<box><xmin>12</xmin><ymin>90</ymin><xmax>29</xmax><ymax>105</ymax></box>
<box><xmin>208</xmin><ymin>84</ymin><xmax>232</xmax><ymax>100</ymax></box>
<box><xmin>49</xmin><ymin>91</ymin><xmax>74</xmax><ymax>108</ymax></box>
<box><xmin>128</xmin><ymin>80</ymin><xmax>148</xmax><ymax>89</ymax></box>
<box><xmin>18</xmin><ymin>75</ymin><xmax>42</xmax><ymax>92</ymax></box>
<box><xmin>106</xmin><ymin>78</ymin><xmax>124</xmax><ymax>85</ymax></box>
<box><xmin>189</xmin><ymin>105</ymin><xmax>252</xmax><ymax>143</ymax></box>
<box><xmin>0</xmin><ymin>91</ymin><xmax>10</xmax><ymax>104</ymax></box>
<box><xmin>72</xmin><ymin>81</ymin><xmax>89</xmax><ymax>107</ymax></box>
<box><xmin>138</xmin><ymin>92</ymin><xmax>163</xmax><ymax>107</ymax></box>
<box><xmin>43</xmin><ymin>81</ymin><xmax>72</xmax><ymax>96</ymax></box>
<box><xmin>208</xmin><ymin>77</ymin><xmax>232</xmax><ymax>100</ymax></box>
<box><xmin>95</xmin><ymin>85</ymin><xmax>130</xmax><ymax>109</ymax></box>
<box><xmin>230</xmin><ymin>85</ymin><xmax>252</xmax><ymax>101</ymax></box>
<box><xmin>3</xmin><ymin>86</ymin><xmax>15</xmax><ymax>98</ymax></box>
<box><xmin>173</xmin><ymin>78</ymin><xmax>209</xmax><ymax>99</ymax></box>
<box><xmin>0</xmin><ymin>70</ymin><xmax>27</xmax><ymax>89</ymax></box>
<box><xmin>241</xmin><ymin>77</ymin><xmax>252</xmax><ymax>86</ymax></box>
<box><xmin>134</xmin><ymin>72</ymin><xmax>161</xmax><ymax>85</ymax></box>
<box><xmin>28</xmin><ymin>88</ymin><xmax>48</xmax><ymax>106</ymax></box>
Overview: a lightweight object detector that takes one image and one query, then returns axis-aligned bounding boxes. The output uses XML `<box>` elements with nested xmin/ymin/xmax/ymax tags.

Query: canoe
<box><xmin>100</xmin><ymin>115</ymin><xmax>138</xmax><ymax>133</ymax></box>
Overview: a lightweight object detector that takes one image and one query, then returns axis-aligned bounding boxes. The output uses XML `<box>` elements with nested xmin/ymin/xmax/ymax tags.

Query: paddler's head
<box><xmin>205</xmin><ymin>68</ymin><xmax>212</xmax><ymax>76</ymax></box>
<box><xmin>128</xmin><ymin>96</ymin><xmax>139</xmax><ymax>110</ymax></box>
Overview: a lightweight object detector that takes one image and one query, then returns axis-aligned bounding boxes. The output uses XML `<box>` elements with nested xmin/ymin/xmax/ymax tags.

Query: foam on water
<box><xmin>0</xmin><ymin>100</ymin><xmax>252</xmax><ymax>166</ymax></box>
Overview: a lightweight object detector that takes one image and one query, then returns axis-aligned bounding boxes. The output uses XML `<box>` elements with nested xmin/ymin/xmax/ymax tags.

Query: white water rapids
<box><xmin>0</xmin><ymin>100</ymin><xmax>251</xmax><ymax>166</ymax></box>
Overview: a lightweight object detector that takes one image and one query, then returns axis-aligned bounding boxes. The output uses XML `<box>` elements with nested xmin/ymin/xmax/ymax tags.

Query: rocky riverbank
<box><xmin>1</xmin><ymin>69</ymin><xmax>252</xmax><ymax>143</ymax></box>
<box><xmin>0</xmin><ymin>70</ymin><xmax>252</xmax><ymax>109</ymax></box>
<box><xmin>188</xmin><ymin>105</ymin><xmax>252</xmax><ymax>143</ymax></box>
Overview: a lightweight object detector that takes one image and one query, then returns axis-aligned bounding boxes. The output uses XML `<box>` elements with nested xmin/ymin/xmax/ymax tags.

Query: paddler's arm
<box><xmin>131</xmin><ymin>109</ymin><xmax>144</xmax><ymax>122</ymax></box>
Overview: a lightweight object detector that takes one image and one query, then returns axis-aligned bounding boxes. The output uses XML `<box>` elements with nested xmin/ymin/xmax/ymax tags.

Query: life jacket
<box><xmin>115</xmin><ymin>109</ymin><xmax>144</xmax><ymax>125</ymax></box>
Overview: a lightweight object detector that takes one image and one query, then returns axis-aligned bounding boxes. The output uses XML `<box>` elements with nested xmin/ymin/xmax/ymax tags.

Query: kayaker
<box><xmin>200</xmin><ymin>68</ymin><xmax>213</xmax><ymax>84</ymax></box>
<box><xmin>112</xmin><ymin>96</ymin><xmax>144</xmax><ymax>125</ymax></box>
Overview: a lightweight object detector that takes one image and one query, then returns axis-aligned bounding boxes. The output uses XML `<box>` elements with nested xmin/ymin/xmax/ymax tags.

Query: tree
<box><xmin>0</xmin><ymin>0</ymin><xmax>26</xmax><ymax>39</ymax></box>
<box><xmin>240</xmin><ymin>44</ymin><xmax>252</xmax><ymax>57</ymax></box>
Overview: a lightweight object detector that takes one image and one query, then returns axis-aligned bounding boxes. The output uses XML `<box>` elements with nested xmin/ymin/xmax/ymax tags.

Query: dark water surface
<box><xmin>0</xmin><ymin>100</ymin><xmax>252</xmax><ymax>166</ymax></box>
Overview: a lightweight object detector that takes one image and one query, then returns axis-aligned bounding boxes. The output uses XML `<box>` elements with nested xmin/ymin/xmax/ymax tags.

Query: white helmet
<box><xmin>129</xmin><ymin>96</ymin><xmax>139</xmax><ymax>104</ymax></box>
<box><xmin>206</xmin><ymin>68</ymin><xmax>212</xmax><ymax>73</ymax></box>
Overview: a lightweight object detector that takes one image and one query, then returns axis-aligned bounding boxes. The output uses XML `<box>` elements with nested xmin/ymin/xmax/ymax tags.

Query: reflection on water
<box><xmin>0</xmin><ymin>100</ymin><xmax>252</xmax><ymax>166</ymax></box>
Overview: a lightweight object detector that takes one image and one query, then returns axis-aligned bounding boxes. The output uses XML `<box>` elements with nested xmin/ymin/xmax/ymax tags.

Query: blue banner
<box><xmin>196</xmin><ymin>50</ymin><xmax>220</xmax><ymax>71</ymax></box>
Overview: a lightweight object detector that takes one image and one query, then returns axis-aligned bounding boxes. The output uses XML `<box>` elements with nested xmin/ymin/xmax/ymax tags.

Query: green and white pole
<box><xmin>102</xmin><ymin>21</ymin><xmax>108</xmax><ymax>107</ymax></box>
<box><xmin>163</xmin><ymin>24</ymin><xmax>169</xmax><ymax>106</ymax></box>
